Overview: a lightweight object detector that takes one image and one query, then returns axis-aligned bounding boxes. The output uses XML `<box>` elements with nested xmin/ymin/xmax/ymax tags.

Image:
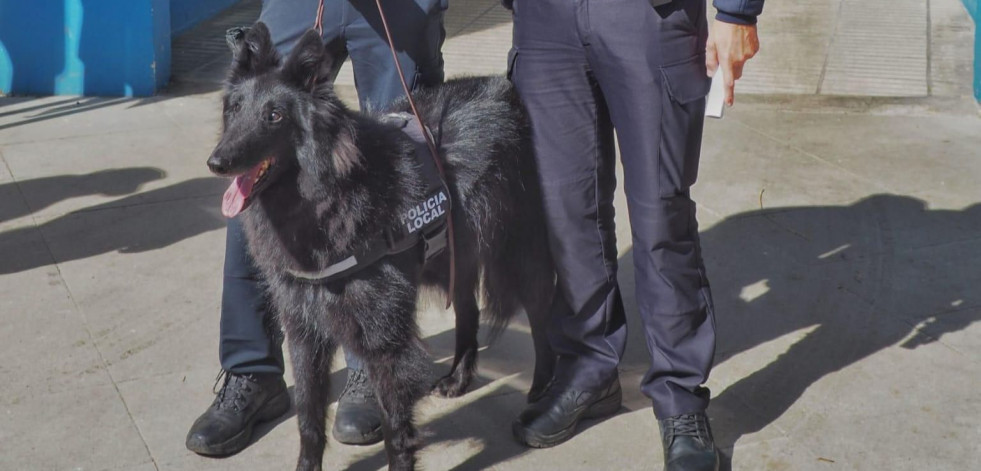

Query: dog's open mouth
<box><xmin>221</xmin><ymin>158</ymin><xmax>274</xmax><ymax>218</ymax></box>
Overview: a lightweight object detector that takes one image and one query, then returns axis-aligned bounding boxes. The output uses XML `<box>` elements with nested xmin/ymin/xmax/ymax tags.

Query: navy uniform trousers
<box><xmin>219</xmin><ymin>0</ymin><xmax>447</xmax><ymax>376</ymax></box>
<box><xmin>510</xmin><ymin>0</ymin><xmax>716</xmax><ymax>419</ymax></box>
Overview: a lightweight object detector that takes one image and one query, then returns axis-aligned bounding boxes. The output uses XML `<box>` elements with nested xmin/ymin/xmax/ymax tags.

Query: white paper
<box><xmin>705</xmin><ymin>67</ymin><xmax>725</xmax><ymax>119</ymax></box>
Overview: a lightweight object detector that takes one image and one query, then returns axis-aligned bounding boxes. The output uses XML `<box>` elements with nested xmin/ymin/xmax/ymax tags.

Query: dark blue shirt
<box><xmin>714</xmin><ymin>0</ymin><xmax>765</xmax><ymax>25</ymax></box>
<box><xmin>502</xmin><ymin>0</ymin><xmax>765</xmax><ymax>25</ymax></box>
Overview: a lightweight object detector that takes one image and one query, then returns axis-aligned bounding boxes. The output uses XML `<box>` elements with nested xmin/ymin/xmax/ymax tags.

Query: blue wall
<box><xmin>0</xmin><ymin>0</ymin><xmax>171</xmax><ymax>97</ymax></box>
<box><xmin>171</xmin><ymin>0</ymin><xmax>240</xmax><ymax>34</ymax></box>
<box><xmin>0</xmin><ymin>0</ymin><xmax>239</xmax><ymax>97</ymax></box>
<box><xmin>966</xmin><ymin>0</ymin><xmax>981</xmax><ymax>101</ymax></box>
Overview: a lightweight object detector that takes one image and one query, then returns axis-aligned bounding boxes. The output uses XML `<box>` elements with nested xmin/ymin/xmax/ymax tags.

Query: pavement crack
<box><xmin>14</xmin><ymin>184</ymin><xmax>163</xmax><ymax>471</ymax></box>
<box><xmin>0</xmin><ymin>97</ymin><xmax>132</xmax><ymax>133</ymax></box>
<box><xmin>0</xmin><ymin>123</ymin><xmax>182</xmax><ymax>147</ymax></box>
<box><xmin>816</xmin><ymin>0</ymin><xmax>845</xmax><ymax>94</ymax></box>
<box><xmin>62</xmin><ymin>284</ymin><xmax>162</xmax><ymax>470</ymax></box>
<box><xmin>925</xmin><ymin>0</ymin><xmax>933</xmax><ymax>96</ymax></box>
<box><xmin>449</xmin><ymin>1</ymin><xmax>500</xmax><ymax>38</ymax></box>
<box><xmin>732</xmin><ymin>118</ymin><xmax>897</xmax><ymax>195</ymax></box>
<box><xmin>61</xmin><ymin>191</ymin><xmax>224</xmax><ymax>216</ymax></box>
<box><xmin>762</xmin><ymin>214</ymin><xmax>811</xmax><ymax>241</ymax></box>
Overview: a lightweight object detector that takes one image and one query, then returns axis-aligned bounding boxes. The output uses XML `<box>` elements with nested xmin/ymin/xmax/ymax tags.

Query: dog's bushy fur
<box><xmin>207</xmin><ymin>23</ymin><xmax>555</xmax><ymax>471</ymax></box>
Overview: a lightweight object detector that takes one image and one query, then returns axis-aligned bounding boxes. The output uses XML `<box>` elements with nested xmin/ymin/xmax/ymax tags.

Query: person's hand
<box><xmin>705</xmin><ymin>19</ymin><xmax>760</xmax><ymax>107</ymax></box>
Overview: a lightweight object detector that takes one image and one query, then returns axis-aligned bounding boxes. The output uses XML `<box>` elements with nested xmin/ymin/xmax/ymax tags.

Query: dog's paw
<box><xmin>295</xmin><ymin>460</ymin><xmax>322</xmax><ymax>471</ymax></box>
<box><xmin>432</xmin><ymin>374</ymin><xmax>470</xmax><ymax>398</ymax></box>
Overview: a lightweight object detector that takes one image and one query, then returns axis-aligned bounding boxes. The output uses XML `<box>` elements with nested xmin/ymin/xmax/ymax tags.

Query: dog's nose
<box><xmin>207</xmin><ymin>155</ymin><xmax>230</xmax><ymax>175</ymax></box>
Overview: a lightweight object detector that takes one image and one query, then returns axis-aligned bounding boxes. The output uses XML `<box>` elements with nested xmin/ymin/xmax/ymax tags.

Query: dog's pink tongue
<box><xmin>221</xmin><ymin>166</ymin><xmax>262</xmax><ymax>218</ymax></box>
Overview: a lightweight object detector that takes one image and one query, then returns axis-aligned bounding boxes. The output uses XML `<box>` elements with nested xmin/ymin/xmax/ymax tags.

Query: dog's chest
<box><xmin>241</xmin><ymin>197</ymin><xmax>337</xmax><ymax>274</ymax></box>
<box><xmin>271</xmin><ymin>261</ymin><xmax>417</xmax><ymax>347</ymax></box>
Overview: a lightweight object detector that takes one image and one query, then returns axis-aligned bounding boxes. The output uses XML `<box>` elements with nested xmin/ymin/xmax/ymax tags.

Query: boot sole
<box><xmin>331</xmin><ymin>423</ymin><xmax>384</xmax><ymax>446</ymax></box>
<box><xmin>186</xmin><ymin>390</ymin><xmax>291</xmax><ymax>456</ymax></box>
<box><xmin>331</xmin><ymin>403</ymin><xmax>384</xmax><ymax>445</ymax></box>
<box><xmin>512</xmin><ymin>386</ymin><xmax>622</xmax><ymax>449</ymax></box>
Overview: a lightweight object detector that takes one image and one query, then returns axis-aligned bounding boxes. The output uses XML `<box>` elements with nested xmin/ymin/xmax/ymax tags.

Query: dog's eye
<box><xmin>267</xmin><ymin>111</ymin><xmax>283</xmax><ymax>123</ymax></box>
<box><xmin>226</xmin><ymin>102</ymin><xmax>241</xmax><ymax>114</ymax></box>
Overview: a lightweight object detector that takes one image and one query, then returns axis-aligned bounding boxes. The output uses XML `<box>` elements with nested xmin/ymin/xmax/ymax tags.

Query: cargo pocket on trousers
<box><xmin>506</xmin><ymin>47</ymin><xmax>518</xmax><ymax>82</ymax></box>
<box><xmin>657</xmin><ymin>54</ymin><xmax>711</xmax><ymax>198</ymax></box>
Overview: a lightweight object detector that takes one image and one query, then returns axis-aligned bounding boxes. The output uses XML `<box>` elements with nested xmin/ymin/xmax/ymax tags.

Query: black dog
<box><xmin>207</xmin><ymin>23</ymin><xmax>555</xmax><ymax>471</ymax></box>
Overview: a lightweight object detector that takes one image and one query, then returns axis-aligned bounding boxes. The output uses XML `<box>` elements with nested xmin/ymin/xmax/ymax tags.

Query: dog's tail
<box><xmin>479</xmin><ymin>137</ymin><xmax>555</xmax><ymax>345</ymax></box>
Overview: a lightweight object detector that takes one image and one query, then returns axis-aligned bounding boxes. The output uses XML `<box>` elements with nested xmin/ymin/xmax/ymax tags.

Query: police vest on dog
<box><xmin>403</xmin><ymin>191</ymin><xmax>448</xmax><ymax>234</ymax></box>
<box><xmin>286</xmin><ymin>113</ymin><xmax>451</xmax><ymax>283</ymax></box>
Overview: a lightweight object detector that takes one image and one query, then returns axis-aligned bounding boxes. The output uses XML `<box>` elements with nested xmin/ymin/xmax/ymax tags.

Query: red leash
<box><xmin>312</xmin><ymin>0</ymin><xmax>456</xmax><ymax>309</ymax></box>
<box><xmin>313</xmin><ymin>0</ymin><xmax>325</xmax><ymax>36</ymax></box>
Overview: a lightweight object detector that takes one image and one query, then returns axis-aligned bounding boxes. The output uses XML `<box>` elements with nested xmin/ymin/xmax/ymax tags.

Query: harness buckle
<box><xmin>422</xmin><ymin>225</ymin><xmax>448</xmax><ymax>262</ymax></box>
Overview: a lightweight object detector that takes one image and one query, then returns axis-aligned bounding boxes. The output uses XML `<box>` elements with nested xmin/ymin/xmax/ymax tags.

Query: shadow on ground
<box><xmin>11</xmin><ymin>168</ymin><xmax>973</xmax><ymax>469</ymax></box>
<box><xmin>213</xmin><ymin>326</ymin><xmax>558</xmax><ymax>470</ymax></box>
<box><xmin>0</xmin><ymin>176</ymin><xmax>226</xmax><ymax>274</ymax></box>
<box><xmin>614</xmin><ymin>194</ymin><xmax>980</xmax><ymax>470</ymax></box>
<box><xmin>201</xmin><ymin>193</ymin><xmax>981</xmax><ymax>470</ymax></box>
<box><xmin>361</xmin><ymin>193</ymin><xmax>980</xmax><ymax>469</ymax></box>
<box><xmin>0</xmin><ymin>167</ymin><xmax>167</xmax><ymax>223</ymax></box>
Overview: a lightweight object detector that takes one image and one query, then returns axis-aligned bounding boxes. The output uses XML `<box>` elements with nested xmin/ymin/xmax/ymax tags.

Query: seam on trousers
<box><xmin>656</xmin><ymin>76</ymin><xmax>665</xmax><ymax>199</ymax></box>
<box><xmin>591</xmin><ymin>87</ymin><xmax>613</xmax><ymax>284</ymax></box>
<box><xmin>692</xmin><ymin>207</ymin><xmax>716</xmax><ymax>334</ymax></box>
<box><xmin>594</xmin><ymin>99</ymin><xmax>621</xmax><ymax>374</ymax></box>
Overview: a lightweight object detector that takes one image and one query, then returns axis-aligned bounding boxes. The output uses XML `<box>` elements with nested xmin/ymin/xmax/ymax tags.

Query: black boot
<box><xmin>331</xmin><ymin>369</ymin><xmax>384</xmax><ymax>445</ymax></box>
<box><xmin>185</xmin><ymin>371</ymin><xmax>290</xmax><ymax>456</ymax></box>
<box><xmin>512</xmin><ymin>376</ymin><xmax>622</xmax><ymax>448</ymax></box>
<box><xmin>658</xmin><ymin>412</ymin><xmax>720</xmax><ymax>471</ymax></box>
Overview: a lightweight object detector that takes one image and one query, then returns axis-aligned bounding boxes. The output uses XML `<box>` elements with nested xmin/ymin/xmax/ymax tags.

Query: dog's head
<box><xmin>208</xmin><ymin>22</ymin><xmax>352</xmax><ymax>218</ymax></box>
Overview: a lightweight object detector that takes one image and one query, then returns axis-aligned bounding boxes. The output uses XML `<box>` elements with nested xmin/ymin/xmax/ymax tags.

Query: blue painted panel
<box><xmin>965</xmin><ymin>0</ymin><xmax>980</xmax><ymax>101</ymax></box>
<box><xmin>0</xmin><ymin>0</ymin><xmax>170</xmax><ymax>97</ymax></box>
<box><xmin>972</xmin><ymin>2</ymin><xmax>981</xmax><ymax>101</ymax></box>
<box><xmin>170</xmin><ymin>0</ymin><xmax>239</xmax><ymax>34</ymax></box>
<box><xmin>0</xmin><ymin>1</ymin><xmax>69</xmax><ymax>95</ymax></box>
<box><xmin>976</xmin><ymin>27</ymin><xmax>980</xmax><ymax>102</ymax></box>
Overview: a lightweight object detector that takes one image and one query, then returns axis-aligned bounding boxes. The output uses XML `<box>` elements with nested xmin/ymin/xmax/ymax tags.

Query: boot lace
<box><xmin>663</xmin><ymin>413</ymin><xmax>713</xmax><ymax>445</ymax></box>
<box><xmin>211</xmin><ymin>370</ymin><xmax>257</xmax><ymax>412</ymax></box>
<box><xmin>339</xmin><ymin>369</ymin><xmax>374</xmax><ymax>401</ymax></box>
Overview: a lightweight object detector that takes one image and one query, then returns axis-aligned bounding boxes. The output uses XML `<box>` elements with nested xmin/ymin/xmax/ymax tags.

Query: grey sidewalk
<box><xmin>1</xmin><ymin>1</ymin><xmax>980</xmax><ymax>470</ymax></box>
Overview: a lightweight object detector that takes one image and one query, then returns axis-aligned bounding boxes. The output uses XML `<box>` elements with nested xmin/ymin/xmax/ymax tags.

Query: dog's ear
<box><xmin>225</xmin><ymin>26</ymin><xmax>249</xmax><ymax>52</ymax></box>
<box><xmin>228</xmin><ymin>22</ymin><xmax>279</xmax><ymax>82</ymax></box>
<box><xmin>282</xmin><ymin>29</ymin><xmax>336</xmax><ymax>92</ymax></box>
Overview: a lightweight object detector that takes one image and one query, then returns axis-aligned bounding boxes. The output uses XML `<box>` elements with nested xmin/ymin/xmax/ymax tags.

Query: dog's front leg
<box><xmin>366</xmin><ymin>343</ymin><xmax>429</xmax><ymax>471</ymax></box>
<box><xmin>287</xmin><ymin>332</ymin><xmax>336</xmax><ymax>471</ymax></box>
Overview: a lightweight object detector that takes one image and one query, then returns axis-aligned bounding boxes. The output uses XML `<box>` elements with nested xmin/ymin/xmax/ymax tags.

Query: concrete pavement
<box><xmin>1</xmin><ymin>0</ymin><xmax>980</xmax><ymax>470</ymax></box>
